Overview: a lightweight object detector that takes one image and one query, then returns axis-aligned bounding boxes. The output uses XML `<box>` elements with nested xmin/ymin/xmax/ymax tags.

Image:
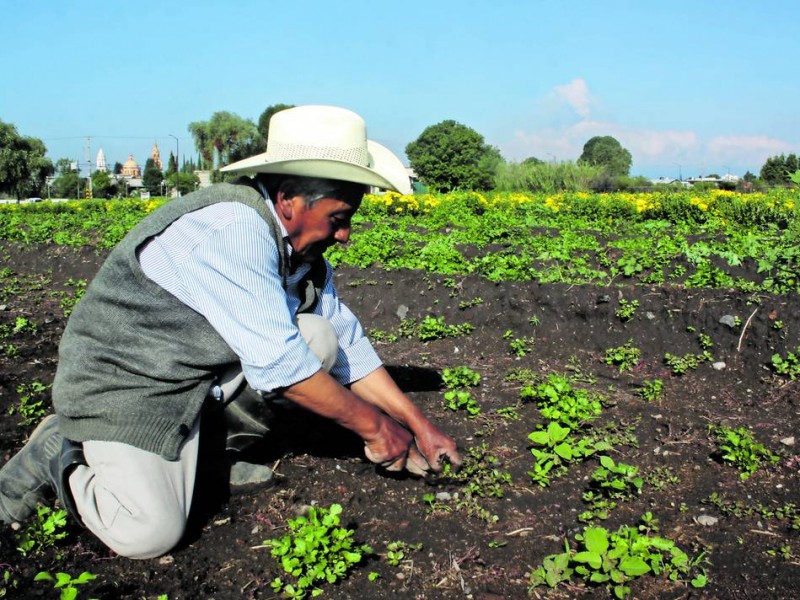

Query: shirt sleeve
<box><xmin>177</xmin><ymin>216</ymin><xmax>323</xmax><ymax>392</ymax></box>
<box><xmin>314</xmin><ymin>263</ymin><xmax>383</xmax><ymax>384</ymax></box>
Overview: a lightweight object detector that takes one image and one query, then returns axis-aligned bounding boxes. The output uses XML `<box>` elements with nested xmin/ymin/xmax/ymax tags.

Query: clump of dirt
<box><xmin>1</xmin><ymin>240</ymin><xmax>799</xmax><ymax>599</ymax></box>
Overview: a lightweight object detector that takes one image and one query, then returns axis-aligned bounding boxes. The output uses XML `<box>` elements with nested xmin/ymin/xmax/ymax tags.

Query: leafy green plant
<box><xmin>441</xmin><ymin>366</ymin><xmax>481</xmax><ymax>389</ymax></box>
<box><xmin>663</xmin><ymin>352</ymin><xmax>703</xmax><ymax>375</ymax></box>
<box><xmin>443</xmin><ymin>390</ymin><xmax>480</xmax><ymax>416</ymax></box>
<box><xmin>638</xmin><ymin>379</ymin><xmax>664</xmax><ymax>402</ymax></box>
<box><xmin>711</xmin><ymin>425</ymin><xmax>780</xmax><ymax>480</ymax></box>
<box><xmin>9</xmin><ymin>381</ymin><xmax>48</xmax><ymax>426</ymax></box>
<box><xmin>16</xmin><ymin>505</ymin><xmax>68</xmax><ymax>556</ymax></box>
<box><xmin>528</xmin><ymin>523</ymin><xmax>707</xmax><ymax>598</ymax></box>
<box><xmin>502</xmin><ymin>329</ymin><xmax>535</xmax><ymax>357</ymax></box>
<box><xmin>11</xmin><ymin>316</ymin><xmax>36</xmax><ymax>335</ymax></box>
<box><xmin>521</xmin><ymin>374</ymin><xmax>604</xmax><ymax>428</ymax></box>
<box><xmin>384</xmin><ymin>541</ymin><xmax>423</xmax><ymax>567</ymax></box>
<box><xmin>603</xmin><ymin>340</ymin><xmax>641</xmax><ymax>372</ymax></box>
<box><xmin>580</xmin><ymin>456</ymin><xmax>643</xmax><ymax>522</ymax></box>
<box><xmin>417</xmin><ymin>316</ymin><xmax>474</xmax><ymax>341</ymax></box>
<box><xmin>615</xmin><ymin>299</ymin><xmax>639</xmax><ymax>321</ymax></box>
<box><xmin>458</xmin><ymin>296</ymin><xmax>483</xmax><ymax>309</ymax></box>
<box><xmin>262</xmin><ymin>504</ymin><xmax>372</xmax><ymax>599</ymax></box>
<box><xmin>366</xmin><ymin>328</ymin><xmax>398</xmax><ymax>343</ymax></box>
<box><xmin>772</xmin><ymin>346</ymin><xmax>800</xmax><ymax>379</ymax></box>
<box><xmin>34</xmin><ymin>571</ymin><xmax>97</xmax><ymax>600</ymax></box>
<box><xmin>1</xmin><ymin>569</ymin><xmax>19</xmax><ymax>598</ymax></box>
<box><xmin>527</xmin><ymin>422</ymin><xmax>612</xmax><ymax>487</ymax></box>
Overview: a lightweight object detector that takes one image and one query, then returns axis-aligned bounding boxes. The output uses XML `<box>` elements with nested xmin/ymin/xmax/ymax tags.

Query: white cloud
<box><xmin>500</xmin><ymin>80</ymin><xmax>795</xmax><ymax>175</ymax></box>
<box><xmin>706</xmin><ymin>135</ymin><xmax>793</xmax><ymax>166</ymax></box>
<box><xmin>552</xmin><ymin>78</ymin><xmax>593</xmax><ymax>118</ymax></box>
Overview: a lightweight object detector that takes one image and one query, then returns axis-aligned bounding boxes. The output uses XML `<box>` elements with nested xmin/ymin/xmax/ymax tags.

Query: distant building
<box><xmin>151</xmin><ymin>143</ymin><xmax>163</xmax><ymax>171</ymax></box>
<box><xmin>96</xmin><ymin>148</ymin><xmax>107</xmax><ymax>172</ymax></box>
<box><xmin>121</xmin><ymin>155</ymin><xmax>141</xmax><ymax>178</ymax></box>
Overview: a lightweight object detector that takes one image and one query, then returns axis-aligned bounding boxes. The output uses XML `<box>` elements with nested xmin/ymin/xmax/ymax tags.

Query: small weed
<box><xmin>418</xmin><ymin>316</ymin><xmax>474</xmax><ymax>341</ymax></box>
<box><xmin>443</xmin><ymin>390</ymin><xmax>481</xmax><ymax>416</ymax></box>
<box><xmin>664</xmin><ymin>352</ymin><xmax>703</xmax><ymax>375</ymax></box>
<box><xmin>711</xmin><ymin>425</ymin><xmax>780</xmax><ymax>480</ymax></box>
<box><xmin>644</xmin><ymin>466</ymin><xmax>680</xmax><ymax>490</ymax></box>
<box><xmin>772</xmin><ymin>346</ymin><xmax>800</xmax><ymax>379</ymax></box>
<box><xmin>367</xmin><ymin>328</ymin><xmax>398</xmax><ymax>343</ymax></box>
<box><xmin>604</xmin><ymin>340</ymin><xmax>641</xmax><ymax>372</ymax></box>
<box><xmin>262</xmin><ymin>503</ymin><xmax>372</xmax><ymax>599</ymax></box>
<box><xmin>615</xmin><ymin>299</ymin><xmax>639</xmax><ymax>321</ymax></box>
<box><xmin>16</xmin><ymin>505</ymin><xmax>68</xmax><ymax>556</ymax></box>
<box><xmin>638</xmin><ymin>379</ymin><xmax>664</xmax><ymax>402</ymax></box>
<box><xmin>441</xmin><ymin>366</ymin><xmax>481</xmax><ymax>389</ymax></box>
<box><xmin>521</xmin><ymin>374</ymin><xmax>605</xmax><ymax>428</ymax></box>
<box><xmin>34</xmin><ymin>571</ymin><xmax>97</xmax><ymax>600</ymax></box>
<box><xmin>9</xmin><ymin>381</ymin><xmax>48</xmax><ymax>426</ymax></box>
<box><xmin>579</xmin><ymin>456</ymin><xmax>643</xmax><ymax>522</ymax></box>
<box><xmin>528</xmin><ymin>522</ymin><xmax>707</xmax><ymax>598</ymax></box>
<box><xmin>458</xmin><ymin>297</ymin><xmax>483</xmax><ymax>310</ymax></box>
<box><xmin>385</xmin><ymin>540</ymin><xmax>423</xmax><ymax>566</ymax></box>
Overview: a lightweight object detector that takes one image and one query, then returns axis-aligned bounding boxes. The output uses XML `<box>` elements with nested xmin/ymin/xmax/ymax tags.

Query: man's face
<box><xmin>283</xmin><ymin>194</ymin><xmax>361</xmax><ymax>263</ymax></box>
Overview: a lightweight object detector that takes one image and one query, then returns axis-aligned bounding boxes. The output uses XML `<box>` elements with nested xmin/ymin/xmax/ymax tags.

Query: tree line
<box><xmin>1</xmin><ymin>112</ymin><xmax>798</xmax><ymax>199</ymax></box>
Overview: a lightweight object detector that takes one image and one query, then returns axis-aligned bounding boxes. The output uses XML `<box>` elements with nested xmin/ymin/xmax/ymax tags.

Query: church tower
<box><xmin>151</xmin><ymin>142</ymin><xmax>163</xmax><ymax>170</ymax></box>
<box><xmin>96</xmin><ymin>148</ymin><xmax>107</xmax><ymax>172</ymax></box>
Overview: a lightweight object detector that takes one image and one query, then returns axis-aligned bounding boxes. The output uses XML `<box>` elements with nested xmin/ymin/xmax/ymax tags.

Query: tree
<box><xmin>522</xmin><ymin>156</ymin><xmax>544</xmax><ymax>166</ymax></box>
<box><xmin>51</xmin><ymin>169</ymin><xmax>82</xmax><ymax>198</ymax></box>
<box><xmin>113</xmin><ymin>162</ymin><xmax>123</xmax><ymax>175</ymax></box>
<box><xmin>405</xmin><ymin>120</ymin><xmax>500</xmax><ymax>192</ymax></box>
<box><xmin>188</xmin><ymin>111</ymin><xmax>261</xmax><ymax>170</ymax></box>
<box><xmin>0</xmin><ymin>119</ymin><xmax>53</xmax><ymax>198</ymax></box>
<box><xmin>257</xmin><ymin>103</ymin><xmax>295</xmax><ymax>145</ymax></box>
<box><xmin>91</xmin><ymin>170</ymin><xmax>115</xmax><ymax>198</ymax></box>
<box><xmin>578</xmin><ymin>136</ymin><xmax>632</xmax><ymax>177</ymax></box>
<box><xmin>760</xmin><ymin>154</ymin><xmax>791</xmax><ymax>185</ymax></box>
<box><xmin>142</xmin><ymin>158</ymin><xmax>163</xmax><ymax>195</ymax></box>
<box><xmin>167</xmin><ymin>171</ymin><xmax>200</xmax><ymax>196</ymax></box>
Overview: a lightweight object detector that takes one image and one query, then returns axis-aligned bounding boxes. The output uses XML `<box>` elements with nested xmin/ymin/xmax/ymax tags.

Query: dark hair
<box><xmin>257</xmin><ymin>174</ymin><xmax>368</xmax><ymax>207</ymax></box>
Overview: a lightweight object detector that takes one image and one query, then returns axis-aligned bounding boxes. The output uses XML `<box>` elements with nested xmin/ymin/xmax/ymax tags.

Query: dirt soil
<box><xmin>1</xmin><ymin>240</ymin><xmax>799</xmax><ymax>599</ymax></box>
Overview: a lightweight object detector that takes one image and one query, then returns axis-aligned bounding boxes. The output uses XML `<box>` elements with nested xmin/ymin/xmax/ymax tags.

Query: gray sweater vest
<box><xmin>53</xmin><ymin>181</ymin><xmax>319</xmax><ymax>460</ymax></box>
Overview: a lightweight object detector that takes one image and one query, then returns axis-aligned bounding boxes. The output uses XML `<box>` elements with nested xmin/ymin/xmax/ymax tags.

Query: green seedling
<box><xmin>663</xmin><ymin>352</ymin><xmax>704</xmax><ymax>375</ymax></box>
<box><xmin>16</xmin><ymin>505</ymin><xmax>68</xmax><ymax>556</ymax></box>
<box><xmin>366</xmin><ymin>328</ymin><xmax>398</xmax><ymax>343</ymax></box>
<box><xmin>772</xmin><ymin>346</ymin><xmax>800</xmax><ymax>379</ymax></box>
<box><xmin>527</xmin><ymin>422</ymin><xmax>612</xmax><ymax>487</ymax></box>
<box><xmin>638</xmin><ymin>379</ymin><xmax>663</xmax><ymax>402</ymax></box>
<box><xmin>711</xmin><ymin>425</ymin><xmax>780</xmax><ymax>480</ymax></box>
<box><xmin>442</xmin><ymin>366</ymin><xmax>481</xmax><ymax>389</ymax></box>
<box><xmin>579</xmin><ymin>456</ymin><xmax>643</xmax><ymax>522</ymax></box>
<box><xmin>521</xmin><ymin>374</ymin><xmax>604</xmax><ymax>428</ymax></box>
<box><xmin>11</xmin><ymin>316</ymin><xmax>36</xmax><ymax>335</ymax></box>
<box><xmin>615</xmin><ymin>299</ymin><xmax>639</xmax><ymax>321</ymax></box>
<box><xmin>528</xmin><ymin>523</ymin><xmax>708</xmax><ymax>598</ymax></box>
<box><xmin>604</xmin><ymin>340</ymin><xmax>641</xmax><ymax>372</ymax></box>
<box><xmin>417</xmin><ymin>315</ymin><xmax>473</xmax><ymax>341</ymax></box>
<box><xmin>443</xmin><ymin>390</ymin><xmax>480</xmax><ymax>416</ymax></box>
<box><xmin>458</xmin><ymin>296</ymin><xmax>483</xmax><ymax>309</ymax></box>
<box><xmin>9</xmin><ymin>381</ymin><xmax>48</xmax><ymax>426</ymax></box>
<box><xmin>34</xmin><ymin>571</ymin><xmax>97</xmax><ymax>600</ymax></box>
<box><xmin>384</xmin><ymin>541</ymin><xmax>423</xmax><ymax>567</ymax></box>
<box><xmin>262</xmin><ymin>503</ymin><xmax>372</xmax><ymax>599</ymax></box>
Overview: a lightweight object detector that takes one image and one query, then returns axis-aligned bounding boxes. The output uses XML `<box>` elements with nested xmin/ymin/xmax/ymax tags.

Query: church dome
<box><xmin>122</xmin><ymin>154</ymin><xmax>141</xmax><ymax>178</ymax></box>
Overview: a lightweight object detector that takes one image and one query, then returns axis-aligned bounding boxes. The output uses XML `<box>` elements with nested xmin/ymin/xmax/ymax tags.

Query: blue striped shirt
<box><xmin>137</xmin><ymin>196</ymin><xmax>382</xmax><ymax>393</ymax></box>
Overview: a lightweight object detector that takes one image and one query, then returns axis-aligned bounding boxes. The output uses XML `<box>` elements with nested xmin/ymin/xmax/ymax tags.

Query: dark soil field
<box><xmin>1</xmin><ymin>240</ymin><xmax>799</xmax><ymax>599</ymax></box>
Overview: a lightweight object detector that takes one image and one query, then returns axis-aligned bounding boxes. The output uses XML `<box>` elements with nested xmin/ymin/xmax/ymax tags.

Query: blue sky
<box><xmin>2</xmin><ymin>1</ymin><xmax>798</xmax><ymax>179</ymax></box>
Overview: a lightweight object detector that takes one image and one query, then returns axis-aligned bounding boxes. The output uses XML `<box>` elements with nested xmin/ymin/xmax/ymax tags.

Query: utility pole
<box><xmin>169</xmin><ymin>134</ymin><xmax>180</xmax><ymax>196</ymax></box>
<box><xmin>85</xmin><ymin>136</ymin><xmax>93</xmax><ymax>198</ymax></box>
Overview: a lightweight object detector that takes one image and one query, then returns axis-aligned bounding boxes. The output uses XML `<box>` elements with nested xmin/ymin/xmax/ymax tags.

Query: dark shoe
<box><xmin>223</xmin><ymin>386</ymin><xmax>275</xmax><ymax>454</ymax></box>
<box><xmin>0</xmin><ymin>415</ymin><xmax>84</xmax><ymax>524</ymax></box>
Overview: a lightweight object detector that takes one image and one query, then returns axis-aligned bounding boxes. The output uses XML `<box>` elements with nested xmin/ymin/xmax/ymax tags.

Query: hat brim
<box><xmin>221</xmin><ymin>140</ymin><xmax>411</xmax><ymax>195</ymax></box>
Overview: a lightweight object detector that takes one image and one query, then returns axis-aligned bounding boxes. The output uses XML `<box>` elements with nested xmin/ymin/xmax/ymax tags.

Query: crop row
<box><xmin>1</xmin><ymin>189</ymin><xmax>799</xmax><ymax>293</ymax></box>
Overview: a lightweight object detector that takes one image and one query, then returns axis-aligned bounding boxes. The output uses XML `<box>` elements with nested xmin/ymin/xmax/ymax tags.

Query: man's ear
<box><xmin>276</xmin><ymin>190</ymin><xmax>295</xmax><ymax>220</ymax></box>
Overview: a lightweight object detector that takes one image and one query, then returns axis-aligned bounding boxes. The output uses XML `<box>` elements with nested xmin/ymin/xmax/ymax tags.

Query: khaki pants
<box><xmin>68</xmin><ymin>314</ymin><xmax>338</xmax><ymax>559</ymax></box>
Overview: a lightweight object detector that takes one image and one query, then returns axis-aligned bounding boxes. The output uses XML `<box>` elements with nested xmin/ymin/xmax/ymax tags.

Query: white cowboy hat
<box><xmin>221</xmin><ymin>105</ymin><xmax>412</xmax><ymax>195</ymax></box>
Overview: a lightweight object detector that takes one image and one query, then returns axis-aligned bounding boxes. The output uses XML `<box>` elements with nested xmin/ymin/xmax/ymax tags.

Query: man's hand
<box><xmin>413</xmin><ymin>422</ymin><xmax>461</xmax><ymax>473</ymax></box>
<box><xmin>362</xmin><ymin>413</ymin><xmax>414</xmax><ymax>471</ymax></box>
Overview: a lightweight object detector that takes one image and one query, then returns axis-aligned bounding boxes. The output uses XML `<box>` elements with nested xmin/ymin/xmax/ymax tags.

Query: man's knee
<box><xmin>295</xmin><ymin>313</ymin><xmax>338</xmax><ymax>371</ymax></box>
<box><xmin>97</xmin><ymin>508</ymin><xmax>187</xmax><ymax>560</ymax></box>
